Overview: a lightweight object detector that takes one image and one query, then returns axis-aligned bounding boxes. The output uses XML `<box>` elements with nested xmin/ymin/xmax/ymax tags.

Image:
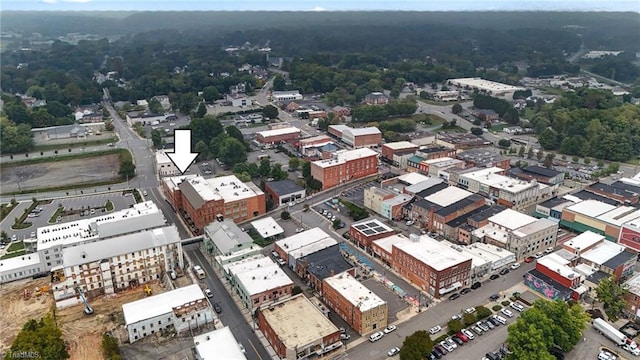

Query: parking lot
<box><xmin>339</xmin><ymin>180</ymin><xmax>379</xmax><ymax>208</ymax></box>
<box><xmin>361</xmin><ymin>277</ymin><xmax>409</xmax><ymax>323</ymax></box>
<box><xmin>0</xmin><ymin>192</ymin><xmax>137</xmax><ymax>243</ymax></box>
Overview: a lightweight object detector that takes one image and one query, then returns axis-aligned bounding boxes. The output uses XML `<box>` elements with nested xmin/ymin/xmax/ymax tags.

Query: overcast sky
<box><xmin>2</xmin><ymin>0</ymin><xmax>639</xmax><ymax>12</ymax></box>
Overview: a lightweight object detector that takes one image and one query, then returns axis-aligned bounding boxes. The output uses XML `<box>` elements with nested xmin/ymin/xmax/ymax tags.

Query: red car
<box><xmin>524</xmin><ymin>256</ymin><xmax>535</xmax><ymax>263</ymax></box>
<box><xmin>455</xmin><ymin>332</ymin><xmax>469</xmax><ymax>342</ymax></box>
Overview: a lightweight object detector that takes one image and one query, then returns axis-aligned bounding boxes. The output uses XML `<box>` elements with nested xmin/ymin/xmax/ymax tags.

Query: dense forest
<box><xmin>532</xmin><ymin>88</ymin><xmax>640</xmax><ymax>162</ymax></box>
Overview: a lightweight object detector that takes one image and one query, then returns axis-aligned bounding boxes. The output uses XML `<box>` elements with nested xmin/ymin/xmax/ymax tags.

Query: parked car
<box><xmin>533</xmin><ymin>252</ymin><xmax>543</xmax><ymax>259</ymax></box>
<box><xmin>499</xmin><ymin>268</ymin><xmax>510</xmax><ymax>275</ymax></box>
<box><xmin>464</xmin><ymin>307</ymin><xmax>476</xmax><ymax>314</ymax></box>
<box><xmin>461</xmin><ymin>328</ymin><xmax>475</xmax><ymax>340</ymax></box>
<box><xmin>455</xmin><ymin>332</ymin><xmax>469</xmax><ymax>342</ymax></box>
<box><xmin>448</xmin><ymin>293</ymin><xmax>460</xmax><ymax>300</ymax></box>
<box><xmin>433</xmin><ymin>344</ymin><xmax>447</xmax><ymax>356</ymax></box>
<box><xmin>213</xmin><ymin>302</ymin><xmax>222</xmax><ymax>314</ymax></box>
<box><xmin>524</xmin><ymin>256</ymin><xmax>535</xmax><ymax>263</ymax></box>
<box><xmin>493</xmin><ymin>315</ymin><xmax>507</xmax><ymax>325</ymax></box>
<box><xmin>471</xmin><ymin>281</ymin><xmax>482</xmax><ymax>289</ymax></box>
<box><xmin>451</xmin><ymin>314</ymin><xmax>462</xmax><ymax>321</ymax></box>
<box><xmin>460</xmin><ymin>287</ymin><xmax>472</xmax><ymax>295</ymax></box>
<box><xmin>487</xmin><ymin>317</ymin><xmax>501</xmax><ymax>327</ymax></box>
<box><xmin>510</xmin><ymin>263</ymin><xmax>521</xmax><ymax>270</ymax></box>
<box><xmin>369</xmin><ymin>332</ymin><xmax>384</xmax><ymax>342</ymax></box>
<box><xmin>451</xmin><ymin>336</ymin><xmax>464</xmax><ymax>346</ymax></box>
<box><xmin>483</xmin><ymin>320</ymin><xmax>495</xmax><ymax>330</ymax></box>
<box><xmin>406</xmin><ymin>220</ymin><xmax>415</xmax><ymax>226</ymax></box>
<box><xmin>384</xmin><ymin>325</ymin><xmax>397</xmax><ymax>334</ymax></box>
<box><xmin>11</xmin><ymin>234</ymin><xmax>17</xmax><ymax>241</ymax></box>
<box><xmin>387</xmin><ymin>347</ymin><xmax>400</xmax><ymax>357</ymax></box>
<box><xmin>544</xmin><ymin>247</ymin><xmax>554</xmax><ymax>254</ymax></box>
<box><xmin>490</xmin><ymin>274</ymin><xmax>500</xmax><ymax>280</ymax></box>
<box><xmin>445</xmin><ymin>337</ymin><xmax>458</xmax><ymax>349</ymax></box>
<box><xmin>501</xmin><ymin>308</ymin><xmax>514</xmax><ymax>317</ymax></box>
<box><xmin>204</xmin><ymin>288</ymin><xmax>213</xmax><ymax>298</ymax></box>
<box><xmin>489</xmin><ymin>293</ymin><xmax>501</xmax><ymax>301</ymax></box>
<box><xmin>429</xmin><ymin>325</ymin><xmax>442</xmax><ymax>335</ymax></box>
<box><xmin>440</xmin><ymin>341</ymin><xmax>454</xmax><ymax>352</ymax></box>
<box><xmin>510</xmin><ymin>302</ymin><xmax>525</xmax><ymax>312</ymax></box>
<box><xmin>477</xmin><ymin>322</ymin><xmax>489</xmax><ymax>332</ymax></box>
<box><xmin>471</xmin><ymin>326</ymin><xmax>484</xmax><ymax>335</ymax></box>
<box><xmin>340</xmin><ymin>333</ymin><xmax>350</xmax><ymax>340</ymax></box>
<box><xmin>430</xmin><ymin>349</ymin><xmax>442</xmax><ymax>359</ymax></box>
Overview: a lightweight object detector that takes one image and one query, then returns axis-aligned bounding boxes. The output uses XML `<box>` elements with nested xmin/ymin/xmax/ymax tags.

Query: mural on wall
<box><xmin>524</xmin><ymin>273</ymin><xmax>561</xmax><ymax>300</ymax></box>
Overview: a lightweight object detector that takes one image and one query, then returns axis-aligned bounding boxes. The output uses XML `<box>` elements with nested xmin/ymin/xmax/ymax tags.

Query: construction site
<box><xmin>0</xmin><ymin>275</ymin><xmax>182</xmax><ymax>360</ymax></box>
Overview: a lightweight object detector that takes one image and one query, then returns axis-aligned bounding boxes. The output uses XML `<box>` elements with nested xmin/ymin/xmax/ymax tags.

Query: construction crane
<box><xmin>76</xmin><ymin>287</ymin><xmax>94</xmax><ymax>315</ymax></box>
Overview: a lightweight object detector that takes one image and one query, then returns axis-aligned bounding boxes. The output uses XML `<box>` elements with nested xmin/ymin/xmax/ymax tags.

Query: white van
<box><xmin>510</xmin><ymin>302</ymin><xmax>525</xmax><ymax>312</ymax></box>
<box><xmin>369</xmin><ymin>332</ymin><xmax>384</xmax><ymax>342</ymax></box>
<box><xmin>493</xmin><ymin>315</ymin><xmax>507</xmax><ymax>325</ymax></box>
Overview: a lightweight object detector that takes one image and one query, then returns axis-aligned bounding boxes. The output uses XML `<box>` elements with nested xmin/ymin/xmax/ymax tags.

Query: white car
<box><xmin>451</xmin><ymin>314</ymin><xmax>462</xmax><ymax>321</ymax></box>
<box><xmin>501</xmin><ymin>308</ymin><xmax>514</xmax><ymax>318</ymax></box>
<box><xmin>369</xmin><ymin>331</ymin><xmax>384</xmax><ymax>342</ymax></box>
<box><xmin>11</xmin><ymin>234</ymin><xmax>17</xmax><ymax>241</ymax></box>
<box><xmin>440</xmin><ymin>341</ymin><xmax>454</xmax><ymax>352</ymax></box>
<box><xmin>464</xmin><ymin>307</ymin><xmax>476</xmax><ymax>314</ymax></box>
<box><xmin>533</xmin><ymin>253</ymin><xmax>543</xmax><ymax>259</ymax></box>
<box><xmin>461</xmin><ymin>328</ymin><xmax>475</xmax><ymax>340</ymax></box>
<box><xmin>445</xmin><ymin>337</ymin><xmax>457</xmax><ymax>349</ymax></box>
<box><xmin>204</xmin><ymin>288</ymin><xmax>213</xmax><ymax>298</ymax></box>
<box><xmin>510</xmin><ymin>302</ymin><xmax>525</xmax><ymax>312</ymax></box>
<box><xmin>429</xmin><ymin>325</ymin><xmax>442</xmax><ymax>335</ymax></box>
<box><xmin>406</xmin><ymin>220</ymin><xmax>415</xmax><ymax>226</ymax></box>
<box><xmin>387</xmin><ymin>347</ymin><xmax>400</xmax><ymax>357</ymax></box>
<box><xmin>598</xmin><ymin>351</ymin><xmax>617</xmax><ymax>360</ymax></box>
<box><xmin>510</xmin><ymin>263</ymin><xmax>521</xmax><ymax>270</ymax></box>
<box><xmin>384</xmin><ymin>325</ymin><xmax>397</xmax><ymax>334</ymax></box>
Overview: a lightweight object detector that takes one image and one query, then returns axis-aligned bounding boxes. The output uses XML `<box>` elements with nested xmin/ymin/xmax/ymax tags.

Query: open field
<box><xmin>0</xmin><ymin>154</ymin><xmax>120</xmax><ymax>193</ymax></box>
<box><xmin>0</xmin><ymin>277</ymin><xmax>168</xmax><ymax>360</ymax></box>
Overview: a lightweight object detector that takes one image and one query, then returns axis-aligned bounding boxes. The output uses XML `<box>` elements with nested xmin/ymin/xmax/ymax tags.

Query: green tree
<box><xmin>543</xmin><ymin>153</ymin><xmax>555</xmax><ymax>168</ymax></box>
<box><xmin>218</xmin><ymin>137</ymin><xmax>247</xmax><ymax>165</ymax></box>
<box><xmin>539</xmin><ymin>128</ymin><xmax>559</xmax><ymax>150</ymax></box>
<box><xmin>247</xmin><ymin>163</ymin><xmax>259</xmax><ymax>177</ymax></box>
<box><xmin>584</xmin><ymin>158</ymin><xmax>592</xmax><ymax>165</ymax></box>
<box><xmin>518</xmin><ymin>146</ymin><xmax>525</xmax><ymax>158</ymax></box>
<box><xmin>462</xmin><ymin>313</ymin><xmax>477</xmax><ymax>327</ymax></box>
<box><xmin>151</xmin><ymin>129</ymin><xmax>164</xmax><ymax>149</ymax></box>
<box><xmin>194</xmin><ymin>140</ymin><xmax>210</xmax><ymax>160</ymax></box>
<box><xmin>273</xmin><ymin>75</ymin><xmax>286</xmax><ymax>91</ymax></box>
<box><xmin>536</xmin><ymin>150</ymin><xmax>544</xmax><ymax>161</ymax></box>
<box><xmin>118</xmin><ymin>160</ymin><xmax>136</xmax><ymax>179</ymax></box>
<box><xmin>302</xmin><ymin>161</ymin><xmax>311</xmax><ymax>178</ymax></box>
<box><xmin>470</xmin><ymin>127</ymin><xmax>484</xmax><ymax>136</ymax></box>
<box><xmin>225</xmin><ymin>125</ymin><xmax>246</xmax><ymax>149</ymax></box>
<box><xmin>306</xmin><ymin>178</ymin><xmax>323</xmax><ymax>191</ymax></box>
<box><xmin>7</xmin><ymin>313</ymin><xmax>69</xmax><ymax>360</ymax></box>
<box><xmin>281</xmin><ymin>211</ymin><xmax>291</xmax><ymax>220</ymax></box>
<box><xmin>263</xmin><ymin>104</ymin><xmax>279</xmax><ymax>119</ymax></box>
<box><xmin>447</xmin><ymin>319</ymin><xmax>463</xmax><ymax>333</ymax></box>
<box><xmin>202</xmin><ymin>86</ymin><xmax>221</xmax><ymax>103</ymax></box>
<box><xmin>148</xmin><ymin>98</ymin><xmax>163</xmax><ymax>114</ymax></box>
<box><xmin>452</xmin><ymin>103</ymin><xmax>463</xmax><ymax>114</ymax></box>
<box><xmin>572</xmin><ymin>156</ymin><xmax>579</xmax><ymax>163</ymax></box>
<box><xmin>332</xmin><ymin>218</ymin><xmax>342</xmax><ymax>229</ymax></box>
<box><xmin>102</xmin><ymin>333</ymin><xmax>122</xmax><ymax>360</ymax></box>
<box><xmin>527</xmin><ymin>148</ymin><xmax>534</xmax><ymax>159</ymax></box>
<box><xmin>289</xmin><ymin>157</ymin><xmax>301</xmax><ymax>171</ymax></box>
<box><xmin>498</xmin><ymin>139</ymin><xmax>512</xmax><ymax>148</ymax></box>
<box><xmin>0</xmin><ymin>122</ymin><xmax>35</xmax><ymax>154</ymax></box>
<box><xmin>475</xmin><ymin>306</ymin><xmax>492</xmax><ymax>320</ymax></box>
<box><xmin>196</xmin><ymin>102</ymin><xmax>207</xmax><ymax>118</ymax></box>
<box><xmin>259</xmin><ymin>158</ymin><xmax>272</xmax><ymax>177</ymax></box>
<box><xmin>507</xmin><ymin>322</ymin><xmax>555</xmax><ymax>360</ymax></box>
<box><xmin>595</xmin><ymin>276</ymin><xmax>628</xmax><ymax>321</ymax></box>
<box><xmin>399</xmin><ymin>330</ymin><xmax>433</xmax><ymax>360</ymax></box>
<box><xmin>270</xmin><ymin>163</ymin><xmax>288</xmax><ymax>181</ymax></box>
<box><xmin>104</xmin><ymin>121</ymin><xmax>114</xmax><ymax>132</ymax></box>
<box><xmin>292</xmin><ymin>286</ymin><xmax>303</xmax><ymax>295</ymax></box>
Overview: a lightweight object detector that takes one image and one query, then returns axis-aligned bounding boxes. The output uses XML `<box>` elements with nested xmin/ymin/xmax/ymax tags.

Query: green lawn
<box><xmin>32</xmin><ymin>136</ymin><xmax>118</xmax><ymax>152</ymax></box>
<box><xmin>48</xmin><ymin>206</ymin><xmax>65</xmax><ymax>224</ymax></box>
<box><xmin>7</xmin><ymin>241</ymin><xmax>25</xmax><ymax>252</ymax></box>
<box><xmin>437</xmin><ymin>125</ymin><xmax>468</xmax><ymax>133</ymax></box>
<box><xmin>0</xmin><ymin>249</ymin><xmax>27</xmax><ymax>259</ymax></box>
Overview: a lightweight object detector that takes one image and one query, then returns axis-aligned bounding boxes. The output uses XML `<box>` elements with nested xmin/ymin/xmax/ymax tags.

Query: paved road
<box><xmin>186</xmin><ymin>245</ymin><xmax>272</xmax><ymax>360</ymax></box>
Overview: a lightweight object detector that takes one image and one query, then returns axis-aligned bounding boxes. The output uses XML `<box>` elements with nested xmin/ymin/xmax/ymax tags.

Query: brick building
<box><xmin>349</xmin><ymin>219</ymin><xmax>395</xmax><ymax>250</ymax></box>
<box><xmin>164</xmin><ymin>175</ymin><xmax>265</xmax><ymax>233</ymax></box>
<box><xmin>381</xmin><ymin>141</ymin><xmax>419</xmax><ymax>162</ymax></box>
<box><xmin>364</xmin><ymin>92</ymin><xmax>389</xmax><ymax>105</ymax></box>
<box><xmin>310</xmin><ymin>148</ymin><xmax>378</xmax><ymax>190</ymax></box>
<box><xmin>258</xmin><ymin>294</ymin><xmax>342</xmax><ymax>360</ymax></box>
<box><xmin>265</xmin><ymin>180</ymin><xmax>306</xmax><ymax>206</ymax></box>
<box><xmin>392</xmin><ymin>234</ymin><xmax>472</xmax><ymax>298</ymax></box>
<box><xmin>296</xmin><ymin>244</ymin><xmax>355</xmax><ymax>293</ymax></box>
<box><xmin>327</xmin><ymin>125</ymin><xmax>382</xmax><ymax>149</ymax></box>
<box><xmin>322</xmin><ymin>273</ymin><xmax>388</xmax><ymax>335</ymax></box>
<box><xmin>619</xmin><ymin>219</ymin><xmax>640</xmax><ymax>253</ymax></box>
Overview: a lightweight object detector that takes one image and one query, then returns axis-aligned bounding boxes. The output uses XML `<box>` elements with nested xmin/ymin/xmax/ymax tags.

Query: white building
<box><xmin>225</xmin><ymin>256</ymin><xmax>294</xmax><ymax>310</ymax></box>
<box><xmin>0</xmin><ymin>201</ymin><xmax>167</xmax><ymax>285</ymax></box>
<box><xmin>156</xmin><ymin>150</ymin><xmax>180</xmax><ymax>177</ymax></box>
<box><xmin>226</xmin><ymin>94</ymin><xmax>249</xmax><ymax>107</ymax></box>
<box><xmin>271</xmin><ymin>91</ymin><xmax>303</xmax><ymax>102</ymax></box>
<box><xmin>341</xmin><ymin>127</ymin><xmax>382</xmax><ymax>148</ymax></box>
<box><xmin>250</xmin><ymin>216</ymin><xmax>284</xmax><ymax>241</ymax></box>
<box><xmin>194</xmin><ymin>327</ymin><xmax>247</xmax><ymax>360</ymax></box>
<box><xmin>447</xmin><ymin>77</ymin><xmax>524</xmax><ymax>97</ymax></box>
<box><xmin>51</xmin><ymin>226</ymin><xmax>184</xmax><ymax>309</ymax></box>
<box><xmin>441</xmin><ymin>240</ymin><xmax>516</xmax><ymax>278</ymax></box>
<box><xmin>434</xmin><ymin>90</ymin><xmax>460</xmax><ymax>101</ymax></box>
<box><xmin>274</xmin><ymin>228</ymin><xmax>335</xmax><ymax>268</ymax></box>
<box><xmin>202</xmin><ymin>221</ymin><xmax>260</xmax><ymax>269</ymax></box>
<box><xmin>123</xmin><ymin>284</ymin><xmax>213</xmax><ymax>343</ymax></box>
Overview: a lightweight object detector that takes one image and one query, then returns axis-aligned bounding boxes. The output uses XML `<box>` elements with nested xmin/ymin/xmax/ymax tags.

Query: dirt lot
<box><xmin>0</xmin><ymin>154</ymin><xmax>120</xmax><ymax>193</ymax></box>
<box><xmin>0</xmin><ymin>278</ymin><xmax>167</xmax><ymax>360</ymax></box>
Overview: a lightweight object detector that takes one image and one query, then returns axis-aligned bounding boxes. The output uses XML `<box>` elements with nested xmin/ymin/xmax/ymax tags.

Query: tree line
<box><xmin>473</xmin><ymin>94</ymin><xmax>520</xmax><ymax>124</ymax></box>
<box><xmin>352</xmin><ymin>100</ymin><xmax>418</xmax><ymax>122</ymax></box>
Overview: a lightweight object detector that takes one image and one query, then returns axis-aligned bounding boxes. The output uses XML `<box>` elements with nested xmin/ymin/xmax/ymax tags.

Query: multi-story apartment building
<box><xmin>0</xmin><ymin>201</ymin><xmax>168</xmax><ymax>285</ymax></box>
<box><xmin>164</xmin><ymin>175</ymin><xmax>266</xmax><ymax>233</ymax></box>
<box><xmin>392</xmin><ymin>234</ymin><xmax>472</xmax><ymax>298</ymax></box>
<box><xmin>50</xmin><ymin>225</ymin><xmax>184</xmax><ymax>309</ymax></box>
<box><xmin>322</xmin><ymin>272</ymin><xmax>388</xmax><ymax>335</ymax></box>
<box><xmin>123</xmin><ymin>284</ymin><xmax>213</xmax><ymax>343</ymax></box>
<box><xmin>310</xmin><ymin>148</ymin><xmax>378</xmax><ymax>190</ymax></box>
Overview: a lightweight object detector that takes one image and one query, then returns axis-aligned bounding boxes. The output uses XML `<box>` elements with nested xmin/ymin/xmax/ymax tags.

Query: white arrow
<box><xmin>166</xmin><ymin>129</ymin><xmax>199</xmax><ymax>174</ymax></box>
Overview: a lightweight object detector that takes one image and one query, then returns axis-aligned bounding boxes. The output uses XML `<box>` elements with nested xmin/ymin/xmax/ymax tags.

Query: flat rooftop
<box><xmin>537</xmin><ymin>254</ymin><xmax>580</xmax><ymax>280</ymax></box>
<box><xmin>565</xmin><ymin>199</ymin><xmax>617</xmax><ymax>218</ymax></box>
<box><xmin>256</xmin><ymin>127</ymin><xmax>301</xmax><ymax>138</ymax></box>
<box><xmin>301</xmin><ymin>245</ymin><xmax>354</xmax><ymax>281</ymax></box>
<box><xmin>442</xmin><ymin>241</ymin><xmax>515</xmax><ymax>269</ymax></box>
<box><xmin>123</xmin><ymin>284</ymin><xmax>205</xmax><ymax>326</ymax></box>
<box><xmin>155</xmin><ymin>150</ymin><xmax>174</xmax><ymax>165</ymax></box>
<box><xmin>597</xmin><ymin>207</ymin><xmax>640</xmax><ymax>227</ymax></box>
<box><xmin>260</xmin><ymin>295</ymin><xmax>339</xmax><ymax>350</ymax></box>
<box><xmin>163</xmin><ymin>174</ymin><xmax>198</xmax><ymax>190</ymax></box>
<box><xmin>424</xmin><ymin>186</ymin><xmax>472</xmax><ymax>207</ymax></box>
<box><xmin>289</xmin><ymin>237</ymin><xmax>338</xmax><ymax>260</ymax></box>
<box><xmin>512</xmin><ymin>218</ymin><xmax>558</xmax><ymax>238</ymax></box>
<box><xmin>404</xmin><ymin>177</ymin><xmax>445</xmax><ymax>195</ymax></box>
<box><xmin>37</xmin><ymin>201</ymin><xmax>166</xmax><ymax>251</ymax></box>
<box><xmin>179</xmin><ymin>175</ymin><xmax>264</xmax><ymax>208</ymax></box>
<box><xmin>563</xmin><ymin>231</ymin><xmax>605</xmax><ymax>253</ymax></box>
<box><xmin>397</xmin><ymin>172</ymin><xmax>430</xmax><ymax>186</ymax></box>
<box><xmin>473</xmin><ymin>224</ymin><xmax>509</xmax><ymax>244</ymax></box>
<box><xmin>449</xmin><ymin>77</ymin><xmax>522</xmax><ymax>92</ymax></box>
<box><xmin>345</xmin><ymin>127</ymin><xmax>381</xmax><ymax>136</ymax></box>
<box><xmin>383</xmin><ymin>141</ymin><xmax>418</xmax><ymax>150</ymax></box>
<box><xmin>194</xmin><ymin>327</ymin><xmax>247</xmax><ymax>360</ymax></box>
<box><xmin>312</xmin><ymin>148</ymin><xmax>378</xmax><ymax>168</ymax></box>
<box><xmin>275</xmin><ymin>227</ymin><xmax>333</xmax><ymax>254</ymax></box>
<box><xmin>351</xmin><ymin>219</ymin><xmax>394</xmax><ymax>237</ymax></box>
<box><xmin>63</xmin><ymin>226</ymin><xmax>181</xmax><ymax>267</ymax></box>
<box><xmin>394</xmin><ymin>235</ymin><xmax>472</xmax><ymax>271</ymax></box>
<box><xmin>204</xmin><ymin>221</ymin><xmax>253</xmax><ymax>255</ymax></box>
<box><xmin>0</xmin><ymin>252</ymin><xmax>41</xmax><ymax>272</ymax></box>
<box><xmin>235</xmin><ymin>260</ymin><xmax>293</xmax><ymax>296</ymax></box>
<box><xmin>488</xmin><ymin>208</ymin><xmax>537</xmax><ymax>230</ymax></box>
<box><xmin>265</xmin><ymin>179</ymin><xmax>305</xmax><ymax>195</ymax></box>
<box><xmin>323</xmin><ymin>273</ymin><xmax>386</xmax><ymax>311</ymax></box>
<box><xmin>624</xmin><ymin>273</ymin><xmax>640</xmax><ymax>296</ymax></box>
<box><xmin>251</xmin><ymin>216</ymin><xmax>284</xmax><ymax>239</ymax></box>
<box><xmin>372</xmin><ymin>234</ymin><xmax>411</xmax><ymax>254</ymax></box>
<box><xmin>462</xmin><ymin>169</ymin><xmax>538</xmax><ymax>193</ymax></box>
<box><xmin>581</xmin><ymin>240</ymin><xmax>626</xmax><ymax>265</ymax></box>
